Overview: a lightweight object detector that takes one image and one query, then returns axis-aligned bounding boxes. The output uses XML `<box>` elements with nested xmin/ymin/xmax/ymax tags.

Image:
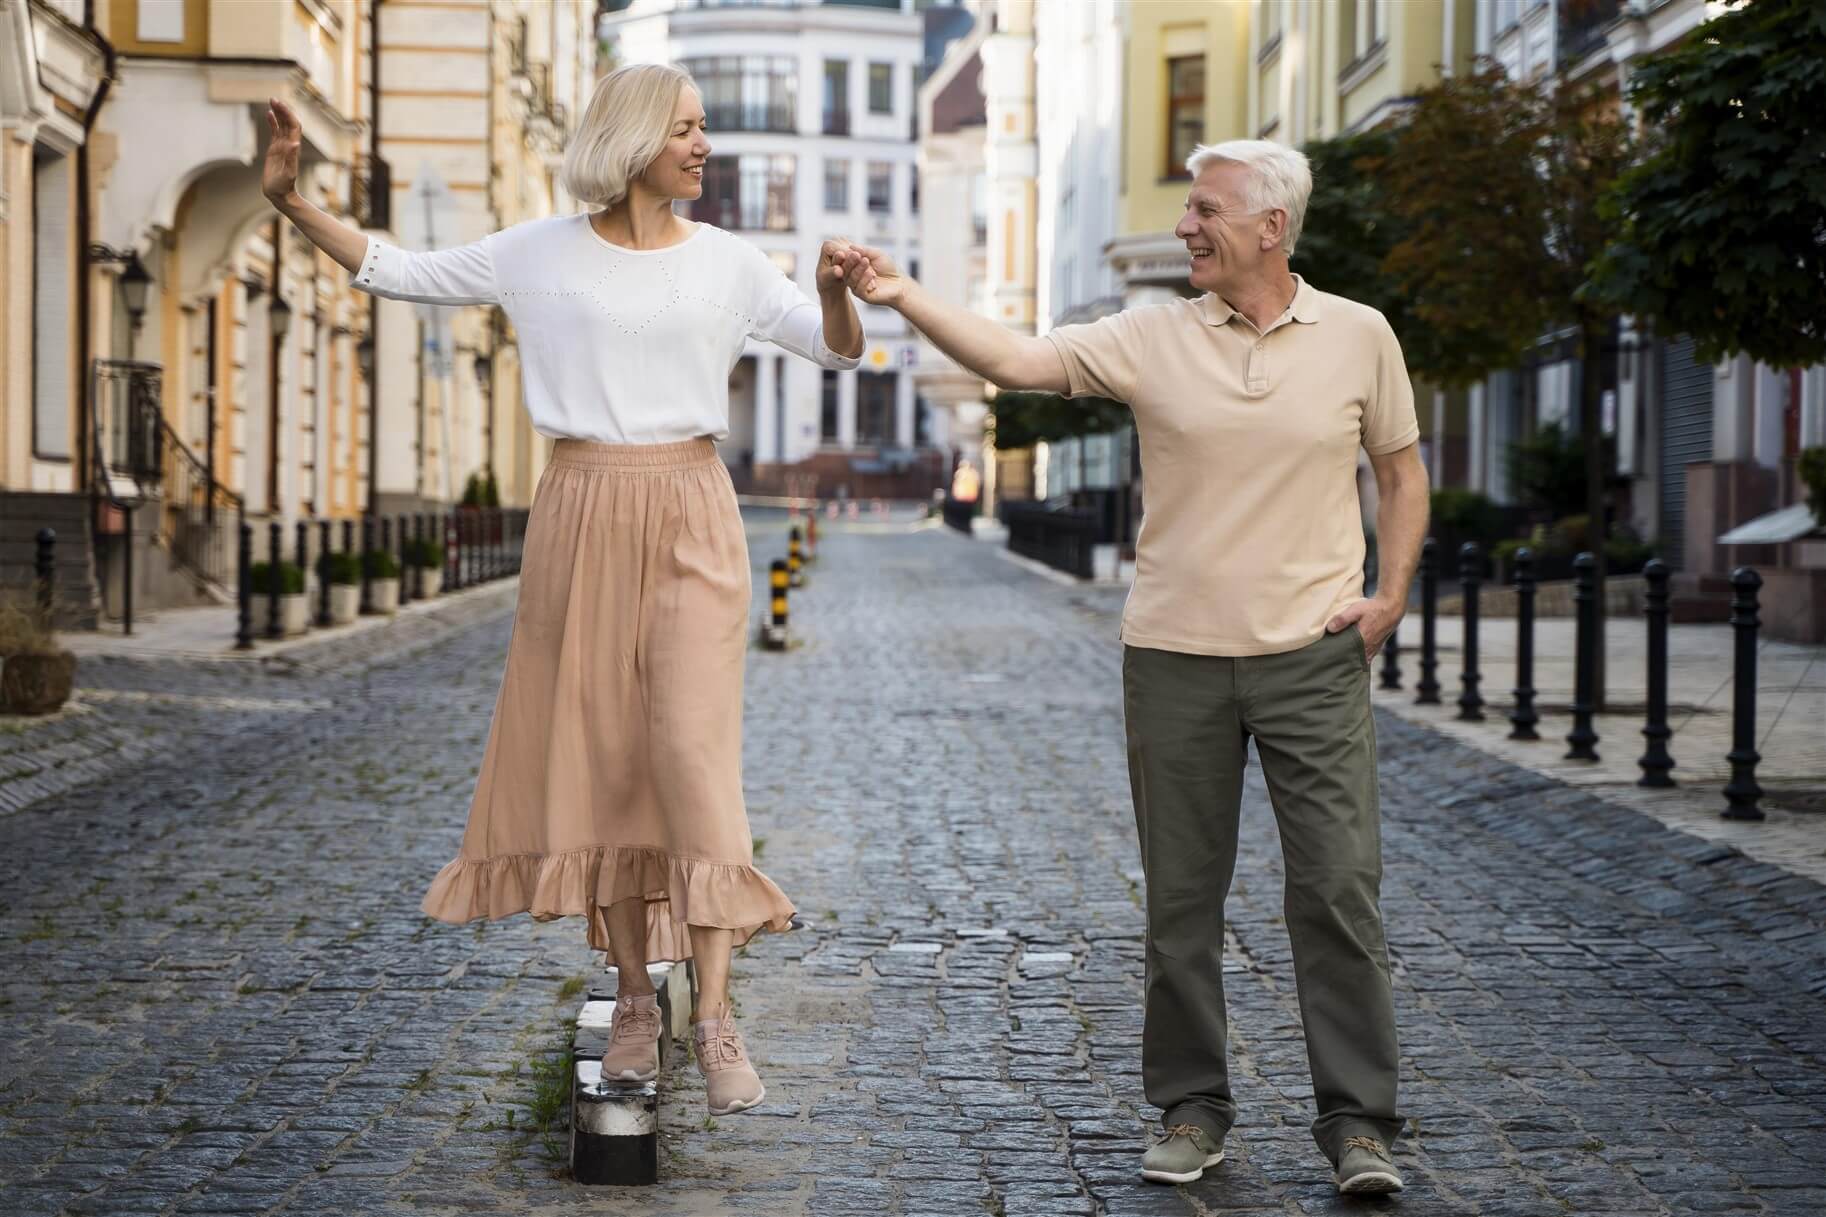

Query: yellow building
<box><xmin>0</xmin><ymin>0</ymin><xmax>593</xmax><ymax>628</ymax></box>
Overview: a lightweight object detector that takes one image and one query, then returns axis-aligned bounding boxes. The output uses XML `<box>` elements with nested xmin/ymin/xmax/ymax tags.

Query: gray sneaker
<box><xmin>1336</xmin><ymin>1135</ymin><xmax>1403</xmax><ymax>1194</ymax></box>
<box><xmin>1140</xmin><ymin>1123</ymin><xmax>1225</xmax><ymax>1185</ymax></box>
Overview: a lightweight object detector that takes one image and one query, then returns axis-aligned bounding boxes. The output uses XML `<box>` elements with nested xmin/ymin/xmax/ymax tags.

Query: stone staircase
<box><xmin>0</xmin><ymin>492</ymin><xmax>101</xmax><ymax>631</ymax></box>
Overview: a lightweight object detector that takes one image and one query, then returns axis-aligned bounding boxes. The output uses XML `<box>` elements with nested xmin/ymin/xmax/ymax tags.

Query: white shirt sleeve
<box><xmin>351</xmin><ymin>234</ymin><xmax>498</xmax><ymax>306</ymax></box>
<box><xmin>747</xmin><ymin>256</ymin><xmax>862</xmax><ymax>370</ymax></box>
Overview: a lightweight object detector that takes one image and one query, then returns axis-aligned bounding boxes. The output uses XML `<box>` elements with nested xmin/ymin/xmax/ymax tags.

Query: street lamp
<box><xmin>269</xmin><ymin>292</ymin><xmax>293</xmax><ymax>343</ymax></box>
<box><xmin>120</xmin><ymin>253</ymin><xmax>152</xmax><ymax>336</ymax></box>
<box><xmin>355</xmin><ymin>332</ymin><xmax>375</xmax><ymax>379</ymax></box>
<box><xmin>472</xmin><ymin>352</ymin><xmax>492</xmax><ymax>390</ymax></box>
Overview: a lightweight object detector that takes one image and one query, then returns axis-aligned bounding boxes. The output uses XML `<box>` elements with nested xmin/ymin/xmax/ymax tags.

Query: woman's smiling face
<box><xmin>641</xmin><ymin>88</ymin><xmax>711</xmax><ymax>202</ymax></box>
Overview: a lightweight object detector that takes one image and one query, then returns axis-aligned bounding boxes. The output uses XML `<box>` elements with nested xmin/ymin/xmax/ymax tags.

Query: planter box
<box><xmin>330</xmin><ymin>583</ymin><xmax>361</xmax><ymax>624</ymax></box>
<box><xmin>280</xmin><ymin>593</ymin><xmax>310</xmax><ymax>637</ymax></box>
<box><xmin>370</xmin><ymin>577</ymin><xmax>400</xmax><ymax>614</ymax></box>
<box><xmin>1</xmin><ymin>650</ymin><xmax>76</xmax><ymax>715</ymax></box>
<box><xmin>416</xmin><ymin>567</ymin><xmax>444</xmax><ymax>598</ymax></box>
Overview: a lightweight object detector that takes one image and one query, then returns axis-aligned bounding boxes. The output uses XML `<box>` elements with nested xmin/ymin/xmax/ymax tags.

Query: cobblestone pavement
<box><xmin>3</xmin><ymin>517</ymin><xmax>1824</xmax><ymax>1217</ymax></box>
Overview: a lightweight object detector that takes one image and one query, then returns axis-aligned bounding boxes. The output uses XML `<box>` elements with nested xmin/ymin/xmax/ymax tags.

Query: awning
<box><xmin>1717</xmin><ymin>503</ymin><xmax>1821</xmax><ymax>545</ymax></box>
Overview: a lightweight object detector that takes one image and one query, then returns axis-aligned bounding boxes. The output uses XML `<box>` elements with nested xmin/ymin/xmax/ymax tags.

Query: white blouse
<box><xmin>351</xmin><ymin>214</ymin><xmax>861</xmax><ymax>445</ymax></box>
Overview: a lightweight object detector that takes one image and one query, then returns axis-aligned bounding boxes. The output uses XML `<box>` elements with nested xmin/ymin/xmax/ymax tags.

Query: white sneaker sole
<box><xmin>1140</xmin><ymin>1149</ymin><xmax>1224</xmax><ymax>1184</ymax></box>
<box><xmin>605</xmin><ymin>1065</ymin><xmax>658</xmax><ymax>1084</ymax></box>
<box><xmin>1338</xmin><ymin>1168</ymin><xmax>1403</xmax><ymax>1194</ymax></box>
<box><xmin>708</xmin><ymin>1084</ymin><xmax>765</xmax><ymax>1117</ymax></box>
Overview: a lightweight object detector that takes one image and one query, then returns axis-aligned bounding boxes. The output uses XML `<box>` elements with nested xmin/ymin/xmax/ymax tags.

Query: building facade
<box><xmin>602</xmin><ymin>0</ymin><xmax>947</xmax><ymax>501</ymax></box>
<box><xmin>0</xmin><ymin>0</ymin><xmax>595</xmax><ymax>628</ymax></box>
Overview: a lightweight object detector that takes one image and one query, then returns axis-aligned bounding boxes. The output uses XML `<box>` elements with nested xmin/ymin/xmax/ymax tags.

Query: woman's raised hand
<box><xmin>263</xmin><ymin>97</ymin><xmax>303</xmax><ymax>207</ymax></box>
<box><xmin>835</xmin><ymin>244</ymin><xmax>906</xmax><ymax>308</ymax></box>
<box><xmin>816</xmin><ymin>238</ymin><xmax>855</xmax><ymax>296</ymax></box>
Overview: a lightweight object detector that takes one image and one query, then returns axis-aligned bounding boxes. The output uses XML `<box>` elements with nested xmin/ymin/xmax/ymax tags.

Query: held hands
<box><xmin>832</xmin><ymin>244</ymin><xmax>907</xmax><ymax>308</ymax></box>
<box><xmin>263</xmin><ymin>97</ymin><xmax>303</xmax><ymax>207</ymax></box>
<box><xmin>1326</xmin><ymin>597</ymin><xmax>1403</xmax><ymax>664</ymax></box>
<box><xmin>816</xmin><ymin>239</ymin><xmax>855</xmax><ymax>297</ymax></box>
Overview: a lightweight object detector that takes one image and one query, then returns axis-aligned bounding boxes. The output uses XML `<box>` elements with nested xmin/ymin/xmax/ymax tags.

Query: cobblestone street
<box><xmin>4</xmin><ymin>516</ymin><xmax>1825</xmax><ymax>1217</ymax></box>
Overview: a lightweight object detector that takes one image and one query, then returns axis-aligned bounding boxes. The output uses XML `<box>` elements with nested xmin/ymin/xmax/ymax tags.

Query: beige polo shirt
<box><xmin>1044</xmin><ymin>274</ymin><xmax>1418</xmax><ymax>657</ymax></box>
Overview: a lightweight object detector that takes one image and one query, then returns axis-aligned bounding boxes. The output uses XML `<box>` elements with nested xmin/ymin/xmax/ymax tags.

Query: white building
<box><xmin>602</xmin><ymin>0</ymin><xmax>947</xmax><ymax>499</ymax></box>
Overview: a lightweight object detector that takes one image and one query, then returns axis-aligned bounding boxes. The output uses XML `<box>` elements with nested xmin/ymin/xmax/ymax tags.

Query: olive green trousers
<box><xmin>1122</xmin><ymin>623</ymin><xmax>1404</xmax><ymax>1165</ymax></box>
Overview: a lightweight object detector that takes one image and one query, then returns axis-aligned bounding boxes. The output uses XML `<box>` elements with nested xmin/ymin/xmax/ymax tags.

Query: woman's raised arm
<box><xmin>263</xmin><ymin>98</ymin><xmax>368</xmax><ymax>274</ymax></box>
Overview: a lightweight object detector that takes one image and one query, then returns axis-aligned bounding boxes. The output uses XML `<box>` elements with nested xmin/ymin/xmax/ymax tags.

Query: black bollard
<box><xmin>1457</xmin><ymin>542</ymin><xmax>1484</xmax><ymax>721</ymax></box>
<box><xmin>317</xmin><ymin>519</ymin><xmax>334</xmax><ymax>627</ymax></box>
<box><xmin>295</xmin><ymin>520</ymin><xmax>310</xmax><ymax>632</ymax></box>
<box><xmin>360</xmin><ymin>516</ymin><xmax>375</xmax><ymax>615</ymax></box>
<box><xmin>442</xmin><ymin>512</ymin><xmax>456</xmax><ymax>591</ymax></box>
<box><xmin>1638</xmin><ymin>559</ymin><xmax>1675</xmax><ymax>787</ymax></box>
<box><xmin>267</xmin><ymin>520</ymin><xmax>284</xmax><ymax>639</ymax></box>
<box><xmin>1508</xmin><ymin>548</ymin><xmax>1540</xmax><ymax>740</ymax></box>
<box><xmin>410</xmin><ymin>513</ymin><xmax>424</xmax><ymax>600</ymax></box>
<box><xmin>1721</xmin><ymin>567</ymin><xmax>1765</xmax><ymax>820</ymax></box>
<box><xmin>1415</xmin><ymin>538</ymin><xmax>1441</xmax><ymax>705</ymax></box>
<box><xmin>1379</xmin><ymin>622</ymin><xmax>1401</xmax><ymax>690</ymax></box>
<box><xmin>492</xmin><ymin>507</ymin><xmax>503</xmax><ymax>580</ymax></box>
<box><xmin>1565</xmin><ymin>551</ymin><xmax>1600</xmax><ymax>761</ymax></box>
<box><xmin>34</xmin><ymin>527</ymin><xmax>55</xmax><ymax>630</ymax></box>
<box><xmin>395</xmin><ymin>514</ymin><xmax>409</xmax><ymax>587</ymax></box>
<box><xmin>235</xmin><ymin>520</ymin><xmax>255</xmax><ymax>650</ymax></box>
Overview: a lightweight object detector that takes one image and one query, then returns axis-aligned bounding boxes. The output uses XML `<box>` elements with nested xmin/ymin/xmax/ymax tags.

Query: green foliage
<box><xmin>319</xmin><ymin>551</ymin><xmax>362</xmax><ymax>586</ymax></box>
<box><xmin>987</xmin><ymin>390</ymin><xmax>1130</xmax><ymax>450</ymax></box>
<box><xmin>1799</xmin><ymin>447</ymin><xmax>1826</xmax><ymax>528</ymax></box>
<box><xmin>361</xmin><ymin>549</ymin><xmax>401</xmax><ymax>580</ymax></box>
<box><xmin>1374</xmin><ymin>62</ymin><xmax>1632</xmax><ymax>388</ymax></box>
<box><xmin>403</xmin><ymin>538</ymin><xmax>447</xmax><ymax>569</ymax></box>
<box><xmin>1589</xmin><ymin>0</ymin><xmax>1826</xmax><ymax>368</ymax></box>
<box><xmin>1292</xmin><ymin>130</ymin><xmax>1415</xmax><ymax>340</ymax></box>
<box><xmin>249</xmin><ymin>560</ymin><xmax>304</xmax><ymax>596</ymax></box>
<box><xmin>461</xmin><ymin>469</ymin><xmax>501</xmax><ymax>508</ymax></box>
<box><xmin>1504</xmin><ymin>423</ymin><xmax>1590</xmax><ymax>519</ymax></box>
<box><xmin>1429</xmin><ymin>488</ymin><xmax>1508</xmax><ymax>546</ymax></box>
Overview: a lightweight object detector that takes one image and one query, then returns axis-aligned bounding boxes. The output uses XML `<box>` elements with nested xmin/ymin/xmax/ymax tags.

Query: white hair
<box><xmin>560</xmin><ymin>63</ymin><xmax>698</xmax><ymax>208</ymax></box>
<box><xmin>1185</xmin><ymin>140</ymin><xmax>1314</xmax><ymax>257</ymax></box>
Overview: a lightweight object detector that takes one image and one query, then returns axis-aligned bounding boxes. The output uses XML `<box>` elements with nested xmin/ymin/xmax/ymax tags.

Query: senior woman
<box><xmin>261</xmin><ymin>62</ymin><xmax>864</xmax><ymax>1116</ymax></box>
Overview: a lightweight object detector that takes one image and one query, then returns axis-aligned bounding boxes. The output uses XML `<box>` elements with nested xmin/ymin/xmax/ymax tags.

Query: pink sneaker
<box><xmin>692</xmin><ymin>1012</ymin><xmax>765</xmax><ymax>1115</ymax></box>
<box><xmin>599</xmin><ymin>994</ymin><xmax>662</xmax><ymax>1084</ymax></box>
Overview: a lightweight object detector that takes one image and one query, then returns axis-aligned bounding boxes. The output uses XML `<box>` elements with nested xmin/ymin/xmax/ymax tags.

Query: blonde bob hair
<box><xmin>559</xmin><ymin>63</ymin><xmax>699</xmax><ymax>208</ymax></box>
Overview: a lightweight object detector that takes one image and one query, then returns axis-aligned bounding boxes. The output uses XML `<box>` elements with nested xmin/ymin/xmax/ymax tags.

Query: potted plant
<box><xmin>403</xmin><ymin>538</ymin><xmax>447</xmax><ymax>599</ymax></box>
<box><xmin>321</xmin><ymin>551</ymin><xmax>362</xmax><ymax>624</ymax></box>
<box><xmin>364</xmin><ymin>548</ymin><xmax>402</xmax><ymax>613</ymax></box>
<box><xmin>250</xmin><ymin>560</ymin><xmax>309</xmax><ymax>636</ymax></box>
<box><xmin>0</xmin><ymin>595</ymin><xmax>76</xmax><ymax>716</ymax></box>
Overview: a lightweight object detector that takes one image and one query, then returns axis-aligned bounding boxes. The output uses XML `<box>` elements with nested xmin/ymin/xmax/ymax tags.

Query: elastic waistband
<box><xmin>548</xmin><ymin>437</ymin><xmax>719</xmax><ymax>472</ymax></box>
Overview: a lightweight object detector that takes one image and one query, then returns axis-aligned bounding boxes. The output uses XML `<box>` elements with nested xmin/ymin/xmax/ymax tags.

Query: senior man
<box><xmin>837</xmin><ymin>140</ymin><xmax>1428</xmax><ymax>1194</ymax></box>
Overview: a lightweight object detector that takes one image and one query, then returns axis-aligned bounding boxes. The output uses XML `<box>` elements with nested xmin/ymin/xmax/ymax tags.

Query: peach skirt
<box><xmin>420</xmin><ymin>437</ymin><xmax>795</xmax><ymax>963</ymax></box>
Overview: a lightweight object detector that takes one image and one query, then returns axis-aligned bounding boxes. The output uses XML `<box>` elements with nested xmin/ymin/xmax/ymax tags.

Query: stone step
<box><xmin>569</xmin><ymin>961</ymin><xmax>695</xmax><ymax>1187</ymax></box>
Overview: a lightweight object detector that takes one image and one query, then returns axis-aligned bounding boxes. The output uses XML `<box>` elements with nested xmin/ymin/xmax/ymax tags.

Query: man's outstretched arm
<box><xmin>836</xmin><ymin>245</ymin><xmax>1069</xmax><ymax>394</ymax></box>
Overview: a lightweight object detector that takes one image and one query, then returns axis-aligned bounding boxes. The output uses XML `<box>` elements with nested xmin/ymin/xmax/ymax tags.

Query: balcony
<box><xmin>704</xmin><ymin>103</ymin><xmax>796</xmax><ymax>134</ymax></box>
<box><xmin>823</xmin><ymin>108</ymin><xmax>851</xmax><ymax>137</ymax></box>
<box><xmin>1558</xmin><ymin>0</ymin><xmax>1622</xmax><ymax>66</ymax></box>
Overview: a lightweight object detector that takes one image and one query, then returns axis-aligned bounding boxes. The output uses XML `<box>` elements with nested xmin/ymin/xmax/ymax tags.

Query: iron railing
<box><xmin>1001</xmin><ymin>500</ymin><xmax>1098</xmax><ymax>579</ymax></box>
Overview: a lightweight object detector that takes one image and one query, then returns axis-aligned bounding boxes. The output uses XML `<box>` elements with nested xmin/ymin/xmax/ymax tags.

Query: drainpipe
<box><xmin>75</xmin><ymin>19</ymin><xmax>118</xmax><ymax>492</ymax></box>
<box><xmin>366</xmin><ymin>0</ymin><xmax>382</xmax><ymax>515</ymax></box>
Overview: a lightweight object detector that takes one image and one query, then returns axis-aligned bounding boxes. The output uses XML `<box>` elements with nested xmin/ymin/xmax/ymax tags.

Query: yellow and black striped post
<box><xmin>788</xmin><ymin>527</ymin><xmax>805</xmax><ymax>588</ymax></box>
<box><xmin>762</xmin><ymin>559</ymin><xmax>790</xmax><ymax>650</ymax></box>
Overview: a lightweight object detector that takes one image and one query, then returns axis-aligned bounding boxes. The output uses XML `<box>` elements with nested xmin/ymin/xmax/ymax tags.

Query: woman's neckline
<box><xmin>583</xmin><ymin>214</ymin><xmax>704</xmax><ymax>255</ymax></box>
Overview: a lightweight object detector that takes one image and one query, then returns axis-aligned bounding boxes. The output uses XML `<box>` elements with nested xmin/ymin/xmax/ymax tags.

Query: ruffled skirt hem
<box><xmin>420</xmin><ymin>842</ymin><xmax>797</xmax><ymax>961</ymax></box>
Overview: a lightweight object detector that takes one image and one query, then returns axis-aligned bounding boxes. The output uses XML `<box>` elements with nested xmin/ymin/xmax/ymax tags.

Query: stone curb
<box><xmin>569</xmin><ymin>961</ymin><xmax>695</xmax><ymax>1186</ymax></box>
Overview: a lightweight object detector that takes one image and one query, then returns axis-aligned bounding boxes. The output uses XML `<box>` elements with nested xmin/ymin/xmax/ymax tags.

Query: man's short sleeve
<box><xmin>1362</xmin><ymin>314</ymin><xmax>1420</xmax><ymax>455</ymax></box>
<box><xmin>1043</xmin><ymin>307</ymin><xmax>1155</xmax><ymax>403</ymax></box>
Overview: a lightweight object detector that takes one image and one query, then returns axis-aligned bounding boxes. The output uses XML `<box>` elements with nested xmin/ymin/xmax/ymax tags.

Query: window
<box><xmin>970</xmin><ymin>175</ymin><xmax>988</xmax><ymax>244</ymax></box>
<box><xmin>690</xmin><ymin>154</ymin><xmax>795</xmax><ymax>231</ymax></box>
<box><xmin>681</xmin><ymin>56</ymin><xmax>797</xmax><ymax>132</ymax></box>
<box><xmin>857</xmin><ymin>371</ymin><xmax>895</xmax><ymax>447</ymax></box>
<box><xmin>823</xmin><ymin>60</ymin><xmax>850</xmax><ymax>134</ymax></box>
<box><xmin>868</xmin><ymin>62</ymin><xmax>893</xmax><ymax>115</ymax></box>
<box><xmin>821</xmin><ymin>369</ymin><xmax>841</xmax><ymax>442</ymax></box>
<box><xmin>909</xmin><ymin>165</ymin><xmax>919</xmax><ymax>214</ymax></box>
<box><xmin>908</xmin><ymin>256</ymin><xmax>920</xmax><ymax>283</ymax></box>
<box><xmin>1260</xmin><ymin>0</ymin><xmax>1283</xmax><ymax>50</ymax></box>
<box><xmin>824</xmin><ymin>158</ymin><xmax>850</xmax><ymax>211</ymax></box>
<box><xmin>867</xmin><ymin>161</ymin><xmax>893</xmax><ymax>213</ymax></box>
<box><xmin>1353</xmin><ymin>0</ymin><xmax>1386</xmax><ymax>59</ymax></box>
<box><xmin>1165</xmin><ymin>55</ymin><xmax>1205</xmax><ymax>179</ymax></box>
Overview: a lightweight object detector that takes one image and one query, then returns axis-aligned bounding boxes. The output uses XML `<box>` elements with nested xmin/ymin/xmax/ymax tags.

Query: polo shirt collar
<box><xmin>1202</xmin><ymin>274</ymin><xmax>1323</xmax><ymax>327</ymax></box>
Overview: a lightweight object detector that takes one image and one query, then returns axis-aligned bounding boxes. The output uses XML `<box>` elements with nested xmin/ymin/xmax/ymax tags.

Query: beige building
<box><xmin>0</xmin><ymin>0</ymin><xmax>594</xmax><ymax>628</ymax></box>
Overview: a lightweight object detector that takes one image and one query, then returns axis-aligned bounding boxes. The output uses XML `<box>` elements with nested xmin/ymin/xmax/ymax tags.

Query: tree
<box><xmin>986</xmin><ymin>390</ymin><xmax>1128</xmax><ymax>452</ymax></box>
<box><xmin>1292</xmin><ymin>130</ymin><xmax>1412</xmax><ymax>336</ymax></box>
<box><xmin>1376</xmin><ymin>62</ymin><xmax>1633</xmax><ymax>703</ymax></box>
<box><xmin>1589</xmin><ymin>0</ymin><xmax>1826</xmax><ymax>369</ymax></box>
